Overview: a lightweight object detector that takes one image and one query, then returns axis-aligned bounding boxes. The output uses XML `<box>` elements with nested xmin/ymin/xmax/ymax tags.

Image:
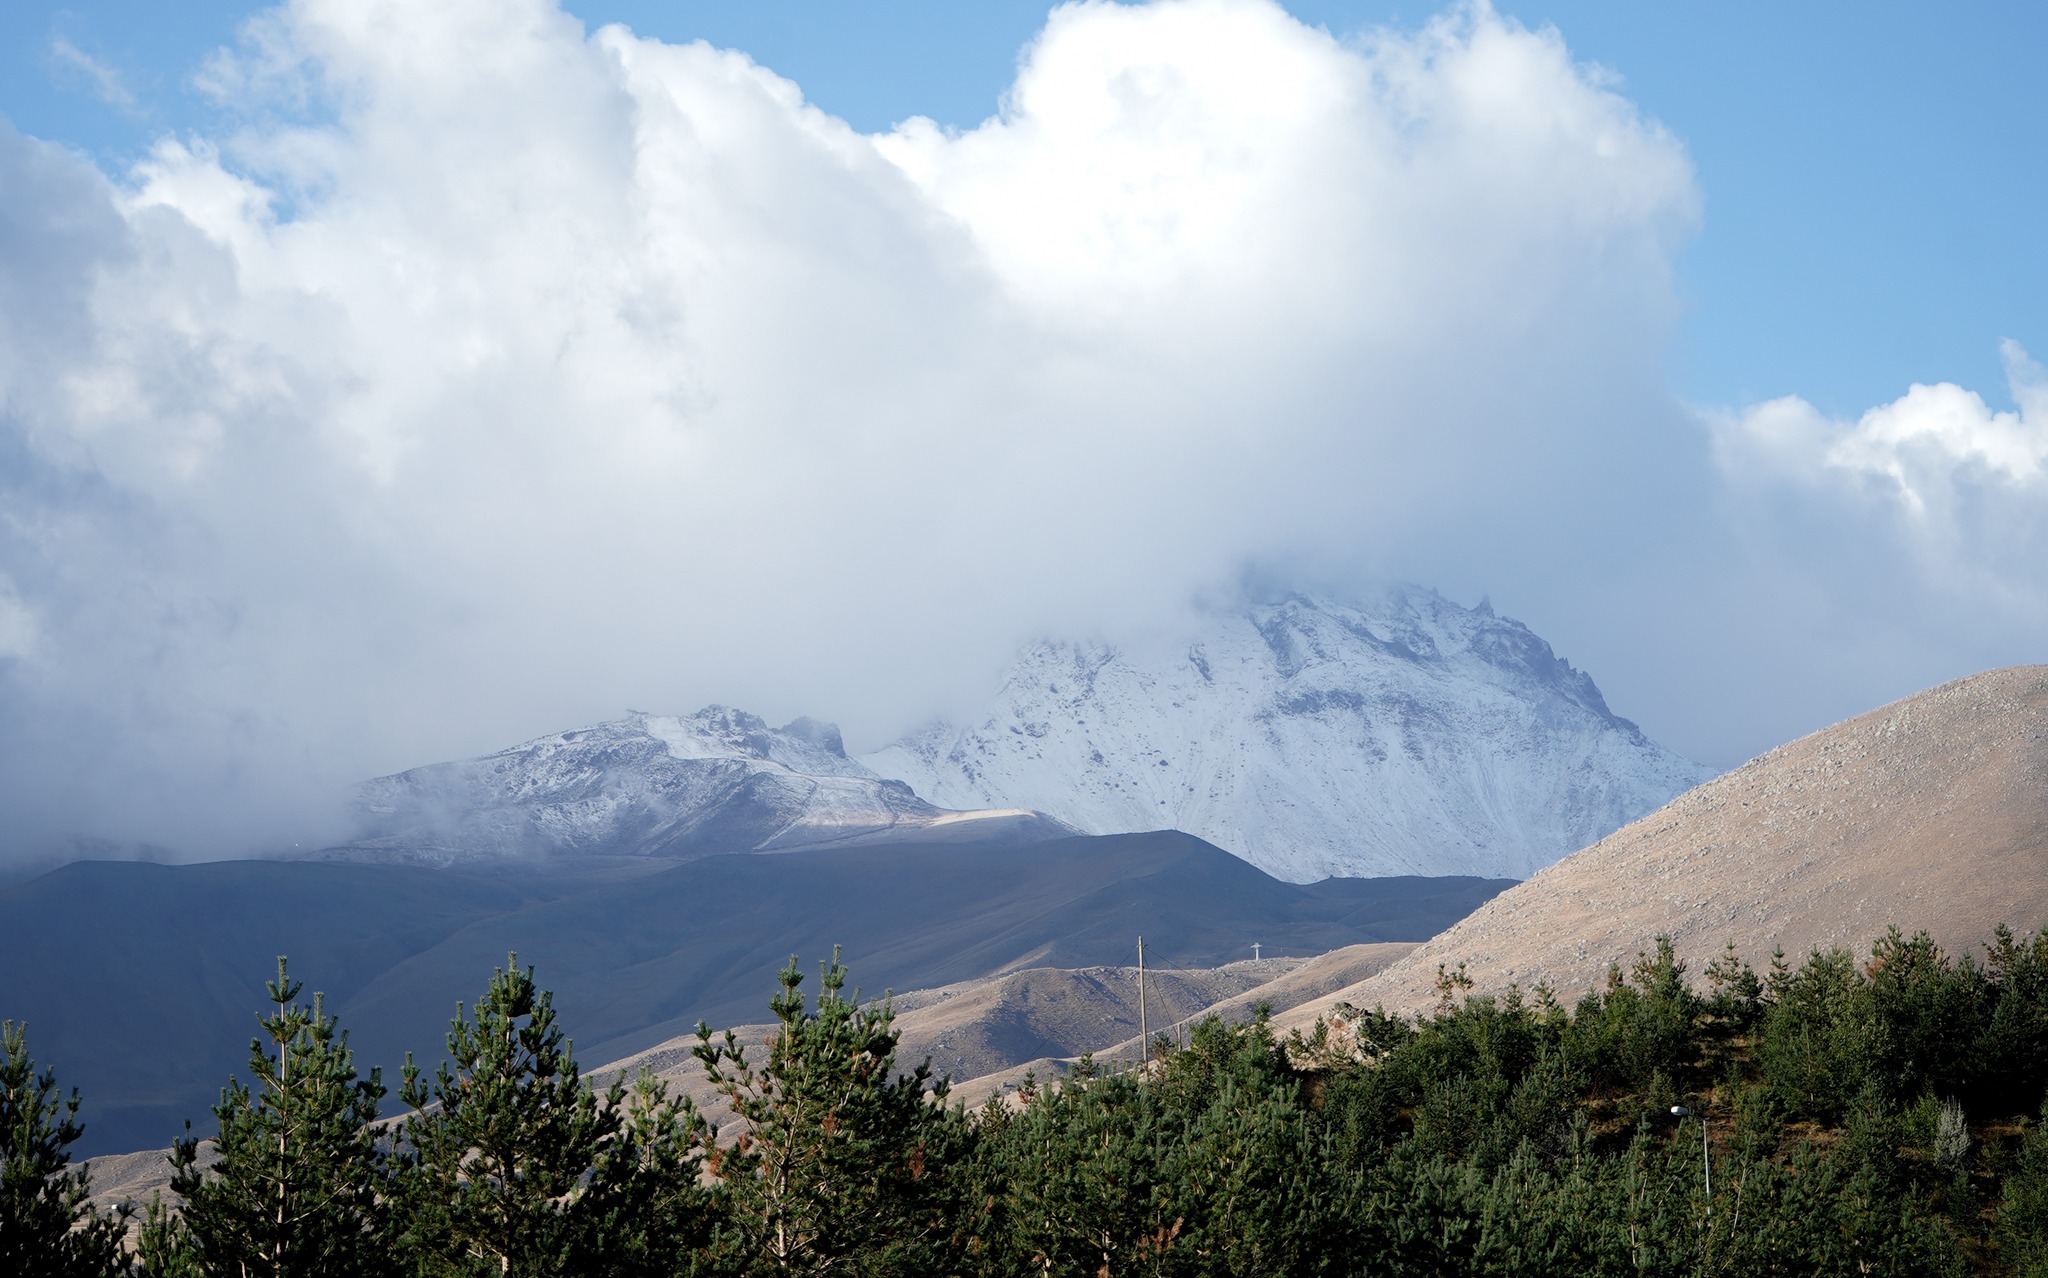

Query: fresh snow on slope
<box><xmin>860</xmin><ymin>588</ymin><xmax>1712</xmax><ymax>882</ymax></box>
<box><xmin>328</xmin><ymin>706</ymin><xmax>1067</xmax><ymax>868</ymax></box>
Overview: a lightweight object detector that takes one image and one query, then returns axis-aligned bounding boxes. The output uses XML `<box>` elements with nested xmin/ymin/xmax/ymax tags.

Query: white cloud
<box><xmin>881</xmin><ymin>0</ymin><xmax>1692</xmax><ymax>325</ymax></box>
<box><xmin>0</xmin><ymin>578</ymin><xmax>35</xmax><ymax>660</ymax></box>
<box><xmin>1720</xmin><ymin>340</ymin><xmax>2047</xmax><ymax>501</ymax></box>
<box><xmin>49</xmin><ymin>37</ymin><xmax>138</xmax><ymax>112</ymax></box>
<box><xmin>1714</xmin><ymin>341</ymin><xmax>2048</xmax><ymax>590</ymax></box>
<box><xmin>0</xmin><ymin>0</ymin><xmax>1705</xmax><ymax>854</ymax></box>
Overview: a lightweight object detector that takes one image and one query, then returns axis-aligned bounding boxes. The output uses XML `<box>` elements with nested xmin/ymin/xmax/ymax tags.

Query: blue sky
<box><xmin>0</xmin><ymin>0</ymin><xmax>2043</xmax><ymax>853</ymax></box>
<box><xmin>10</xmin><ymin>0</ymin><xmax>2044</xmax><ymax>419</ymax></box>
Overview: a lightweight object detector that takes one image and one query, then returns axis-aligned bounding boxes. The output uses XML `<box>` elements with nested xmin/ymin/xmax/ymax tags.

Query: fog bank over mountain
<box><xmin>0</xmin><ymin>0</ymin><xmax>2038</xmax><ymax>861</ymax></box>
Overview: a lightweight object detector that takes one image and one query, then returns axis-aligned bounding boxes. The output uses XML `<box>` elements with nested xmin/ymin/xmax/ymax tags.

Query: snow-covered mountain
<box><xmin>860</xmin><ymin>588</ymin><xmax>1712</xmax><ymax>882</ymax></box>
<box><xmin>321</xmin><ymin>706</ymin><xmax>1071</xmax><ymax>869</ymax></box>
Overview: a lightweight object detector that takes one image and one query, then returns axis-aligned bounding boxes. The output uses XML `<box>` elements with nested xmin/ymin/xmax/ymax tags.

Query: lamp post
<box><xmin>1670</xmin><ymin>1105</ymin><xmax>1710</xmax><ymax>1204</ymax></box>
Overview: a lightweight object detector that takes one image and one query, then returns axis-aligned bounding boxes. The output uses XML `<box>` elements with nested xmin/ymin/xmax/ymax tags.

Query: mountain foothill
<box><xmin>1273</xmin><ymin>662</ymin><xmax>2048</xmax><ymax>1030</ymax></box>
<box><xmin>8</xmin><ymin>587</ymin><xmax>2048</xmax><ymax>1243</ymax></box>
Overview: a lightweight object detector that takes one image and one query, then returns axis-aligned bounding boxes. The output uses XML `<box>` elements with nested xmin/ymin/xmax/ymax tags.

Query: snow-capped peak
<box><xmin>633</xmin><ymin>706</ymin><xmax>871</xmax><ymax>777</ymax></box>
<box><xmin>860</xmin><ymin>586</ymin><xmax>1712</xmax><ymax>882</ymax></box>
<box><xmin>325</xmin><ymin>707</ymin><xmax>1068</xmax><ymax>869</ymax></box>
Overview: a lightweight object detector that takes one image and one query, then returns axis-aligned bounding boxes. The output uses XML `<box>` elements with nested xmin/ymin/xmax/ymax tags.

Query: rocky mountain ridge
<box><xmin>322</xmin><ymin>706</ymin><xmax>1068</xmax><ymax>868</ymax></box>
<box><xmin>862</xmin><ymin>587</ymin><xmax>1711</xmax><ymax>881</ymax></box>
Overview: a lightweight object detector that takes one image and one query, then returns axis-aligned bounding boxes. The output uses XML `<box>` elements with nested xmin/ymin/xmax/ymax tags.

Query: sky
<box><xmin>0</xmin><ymin>0</ymin><xmax>2044</xmax><ymax>859</ymax></box>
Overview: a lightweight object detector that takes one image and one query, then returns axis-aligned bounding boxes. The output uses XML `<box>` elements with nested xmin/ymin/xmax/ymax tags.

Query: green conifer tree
<box><xmin>0</xmin><ymin>1021</ymin><xmax>128</xmax><ymax>1277</ymax></box>
<box><xmin>976</xmin><ymin>1056</ymin><xmax>1199</xmax><ymax>1276</ymax></box>
<box><xmin>396</xmin><ymin>953</ymin><xmax>626</xmax><ymax>1277</ymax></box>
<box><xmin>694</xmin><ymin>950</ymin><xmax>968</xmax><ymax>1276</ymax></box>
<box><xmin>139</xmin><ymin>957</ymin><xmax>388</xmax><ymax>1277</ymax></box>
<box><xmin>2001</xmin><ymin>1106</ymin><xmax>2048</xmax><ymax>1278</ymax></box>
<box><xmin>567</xmin><ymin>1066</ymin><xmax>717</xmax><ymax>1277</ymax></box>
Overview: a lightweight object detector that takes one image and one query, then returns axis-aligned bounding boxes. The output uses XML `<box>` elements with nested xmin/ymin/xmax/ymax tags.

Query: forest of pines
<box><xmin>10</xmin><ymin>925</ymin><xmax>2048</xmax><ymax>1276</ymax></box>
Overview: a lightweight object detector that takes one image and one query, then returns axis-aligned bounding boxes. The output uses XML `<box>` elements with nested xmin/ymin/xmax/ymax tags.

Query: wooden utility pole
<box><xmin>1137</xmin><ymin>936</ymin><xmax>1148</xmax><ymax>1060</ymax></box>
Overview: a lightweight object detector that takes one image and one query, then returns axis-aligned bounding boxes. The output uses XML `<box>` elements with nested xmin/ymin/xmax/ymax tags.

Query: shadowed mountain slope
<box><xmin>1278</xmin><ymin>666</ymin><xmax>2048</xmax><ymax>1026</ymax></box>
<box><xmin>2</xmin><ymin>831</ymin><xmax>1509</xmax><ymax>1156</ymax></box>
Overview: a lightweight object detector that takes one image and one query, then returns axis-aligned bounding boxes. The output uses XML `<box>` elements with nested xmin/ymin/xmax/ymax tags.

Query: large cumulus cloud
<box><xmin>1718</xmin><ymin>340</ymin><xmax>2048</xmax><ymax>574</ymax></box>
<box><xmin>1699</xmin><ymin>341</ymin><xmax>2048</xmax><ymax>726</ymax></box>
<box><xmin>2</xmin><ymin>0</ymin><xmax>1709</xmax><ymax>855</ymax></box>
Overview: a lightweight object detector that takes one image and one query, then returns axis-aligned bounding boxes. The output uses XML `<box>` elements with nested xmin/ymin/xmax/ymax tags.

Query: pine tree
<box><xmin>1155</xmin><ymin>1018</ymin><xmax>1353</xmax><ymax>1274</ymax></box>
<box><xmin>2001</xmin><ymin>1105</ymin><xmax>2048</xmax><ymax>1278</ymax></box>
<box><xmin>0</xmin><ymin>1020</ymin><xmax>129</xmax><ymax>1278</ymax></box>
<box><xmin>567</xmin><ymin>1066</ymin><xmax>717</xmax><ymax>1278</ymax></box>
<box><xmin>995</xmin><ymin>1071</ymin><xmax>1170</xmax><ymax>1276</ymax></box>
<box><xmin>139</xmin><ymin>956</ymin><xmax>388</xmax><ymax>1277</ymax></box>
<box><xmin>396</xmin><ymin>953</ymin><xmax>626</xmax><ymax>1277</ymax></box>
<box><xmin>694</xmin><ymin>950</ymin><xmax>968</xmax><ymax>1276</ymax></box>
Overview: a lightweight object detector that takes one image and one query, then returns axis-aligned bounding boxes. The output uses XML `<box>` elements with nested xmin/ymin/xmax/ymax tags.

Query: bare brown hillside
<box><xmin>594</xmin><ymin>942</ymin><xmax>1417</xmax><ymax>1126</ymax></box>
<box><xmin>1276</xmin><ymin>666</ymin><xmax>2048</xmax><ymax>1030</ymax></box>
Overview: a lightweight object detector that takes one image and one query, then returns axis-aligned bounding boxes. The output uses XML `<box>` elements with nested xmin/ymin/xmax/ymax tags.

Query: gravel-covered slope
<box><xmin>1275</xmin><ymin>665</ymin><xmax>2048</xmax><ymax>1024</ymax></box>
